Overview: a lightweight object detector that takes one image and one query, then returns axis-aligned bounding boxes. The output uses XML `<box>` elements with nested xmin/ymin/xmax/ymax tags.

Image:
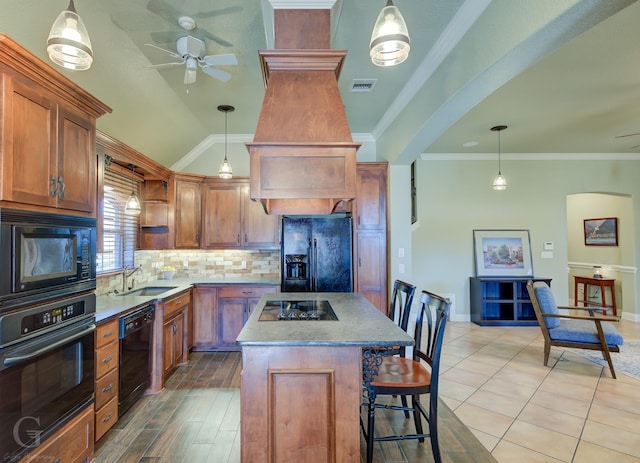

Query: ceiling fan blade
<box><xmin>144</xmin><ymin>42</ymin><xmax>181</xmax><ymax>59</ymax></box>
<box><xmin>199</xmin><ymin>30</ymin><xmax>233</xmax><ymax>48</ymax></box>
<box><xmin>148</xmin><ymin>61</ymin><xmax>184</xmax><ymax>69</ymax></box>
<box><xmin>149</xmin><ymin>31</ymin><xmax>183</xmax><ymax>46</ymax></box>
<box><xmin>146</xmin><ymin>0</ymin><xmax>181</xmax><ymax>24</ymax></box>
<box><xmin>615</xmin><ymin>132</ymin><xmax>640</xmax><ymax>138</ymax></box>
<box><xmin>184</xmin><ymin>67</ymin><xmax>197</xmax><ymax>85</ymax></box>
<box><xmin>194</xmin><ymin>6</ymin><xmax>243</xmax><ymax>18</ymax></box>
<box><xmin>202</xmin><ymin>66</ymin><xmax>232</xmax><ymax>83</ymax></box>
<box><xmin>202</xmin><ymin>53</ymin><xmax>237</xmax><ymax>66</ymax></box>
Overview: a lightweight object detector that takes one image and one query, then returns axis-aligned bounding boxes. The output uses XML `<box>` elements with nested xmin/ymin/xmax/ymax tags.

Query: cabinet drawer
<box><xmin>218</xmin><ymin>285</ymin><xmax>277</xmax><ymax>299</ymax></box>
<box><xmin>95</xmin><ymin>368</ymin><xmax>118</xmax><ymax>410</ymax></box>
<box><xmin>20</xmin><ymin>404</ymin><xmax>93</xmax><ymax>463</ymax></box>
<box><xmin>164</xmin><ymin>291</ymin><xmax>191</xmax><ymax>318</ymax></box>
<box><xmin>95</xmin><ymin>396</ymin><xmax>118</xmax><ymax>442</ymax></box>
<box><xmin>96</xmin><ymin>339</ymin><xmax>118</xmax><ymax>379</ymax></box>
<box><xmin>96</xmin><ymin>319</ymin><xmax>118</xmax><ymax>349</ymax></box>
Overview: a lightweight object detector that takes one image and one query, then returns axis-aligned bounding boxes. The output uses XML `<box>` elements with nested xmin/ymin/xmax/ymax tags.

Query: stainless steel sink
<box><xmin>118</xmin><ymin>286</ymin><xmax>177</xmax><ymax>297</ymax></box>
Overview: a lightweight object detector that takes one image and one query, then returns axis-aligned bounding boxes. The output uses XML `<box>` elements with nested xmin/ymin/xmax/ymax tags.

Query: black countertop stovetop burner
<box><xmin>259</xmin><ymin>300</ymin><xmax>338</xmax><ymax>321</ymax></box>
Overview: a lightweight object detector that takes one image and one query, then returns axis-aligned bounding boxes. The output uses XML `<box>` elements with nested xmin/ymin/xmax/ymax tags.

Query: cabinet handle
<box><xmin>242</xmin><ymin>291</ymin><xmax>252</xmax><ymax>295</ymax></box>
<box><xmin>358</xmin><ymin>215</ymin><xmax>361</xmax><ymax>226</ymax></box>
<box><xmin>57</xmin><ymin>176</ymin><xmax>65</xmax><ymax>200</ymax></box>
<box><xmin>102</xmin><ymin>383</ymin><xmax>113</xmax><ymax>393</ymax></box>
<box><xmin>102</xmin><ymin>412</ymin><xmax>113</xmax><ymax>423</ymax></box>
<box><xmin>359</xmin><ymin>257</ymin><xmax>362</xmax><ymax>267</ymax></box>
<box><xmin>102</xmin><ymin>330</ymin><xmax>113</xmax><ymax>338</ymax></box>
<box><xmin>195</xmin><ymin>233</ymin><xmax>199</xmax><ymax>242</ymax></box>
<box><xmin>50</xmin><ymin>175</ymin><xmax>59</xmax><ymax>197</ymax></box>
<box><xmin>244</xmin><ymin>234</ymin><xmax>248</xmax><ymax>243</ymax></box>
<box><xmin>237</xmin><ymin>233</ymin><xmax>240</xmax><ymax>244</ymax></box>
<box><xmin>173</xmin><ymin>322</ymin><xmax>177</xmax><ymax>335</ymax></box>
<box><xmin>102</xmin><ymin>355</ymin><xmax>113</xmax><ymax>364</ymax></box>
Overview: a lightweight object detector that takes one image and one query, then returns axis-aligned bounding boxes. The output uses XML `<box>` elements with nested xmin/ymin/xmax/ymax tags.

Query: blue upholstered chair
<box><xmin>526</xmin><ymin>280</ymin><xmax>623</xmax><ymax>378</ymax></box>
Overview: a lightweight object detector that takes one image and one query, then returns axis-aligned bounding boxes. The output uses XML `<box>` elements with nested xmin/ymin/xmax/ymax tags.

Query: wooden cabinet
<box><xmin>202</xmin><ymin>178</ymin><xmax>279</xmax><ymax>249</ymax></box>
<box><xmin>0</xmin><ymin>36</ymin><xmax>109</xmax><ymax>216</ymax></box>
<box><xmin>174</xmin><ymin>174</ymin><xmax>202</xmax><ymax>248</ymax></box>
<box><xmin>161</xmin><ymin>291</ymin><xmax>190</xmax><ymax>379</ymax></box>
<box><xmin>94</xmin><ymin>319</ymin><xmax>119</xmax><ymax>441</ymax></box>
<box><xmin>192</xmin><ymin>284</ymin><xmax>277</xmax><ymax>351</ymax></box>
<box><xmin>353</xmin><ymin>163</ymin><xmax>388</xmax><ymax>314</ymax></box>
<box><xmin>19</xmin><ymin>405</ymin><xmax>94</xmax><ymax>463</ymax></box>
<box><xmin>470</xmin><ymin>277</ymin><xmax>552</xmax><ymax>326</ymax></box>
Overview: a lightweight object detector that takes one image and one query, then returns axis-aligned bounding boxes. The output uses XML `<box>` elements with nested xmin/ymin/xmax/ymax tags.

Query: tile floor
<box><xmin>440</xmin><ymin>318</ymin><xmax>640</xmax><ymax>462</ymax></box>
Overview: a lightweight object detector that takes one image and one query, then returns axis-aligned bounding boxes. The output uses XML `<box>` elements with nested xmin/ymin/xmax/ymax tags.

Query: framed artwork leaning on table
<box><xmin>473</xmin><ymin>229</ymin><xmax>533</xmax><ymax>278</ymax></box>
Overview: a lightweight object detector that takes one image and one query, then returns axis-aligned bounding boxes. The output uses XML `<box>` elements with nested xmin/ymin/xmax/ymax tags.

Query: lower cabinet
<box><xmin>19</xmin><ymin>405</ymin><xmax>94</xmax><ymax>463</ymax></box>
<box><xmin>192</xmin><ymin>284</ymin><xmax>277</xmax><ymax>351</ymax></box>
<box><xmin>161</xmin><ymin>291</ymin><xmax>190</xmax><ymax>379</ymax></box>
<box><xmin>94</xmin><ymin>318</ymin><xmax>119</xmax><ymax>442</ymax></box>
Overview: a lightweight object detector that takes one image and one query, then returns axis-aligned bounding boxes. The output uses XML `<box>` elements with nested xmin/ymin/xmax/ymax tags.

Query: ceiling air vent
<box><xmin>350</xmin><ymin>79</ymin><xmax>377</xmax><ymax>92</ymax></box>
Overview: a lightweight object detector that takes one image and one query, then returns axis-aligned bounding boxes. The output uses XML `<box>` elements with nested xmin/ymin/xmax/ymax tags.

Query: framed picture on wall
<box><xmin>473</xmin><ymin>229</ymin><xmax>534</xmax><ymax>277</ymax></box>
<box><xmin>584</xmin><ymin>217</ymin><xmax>618</xmax><ymax>246</ymax></box>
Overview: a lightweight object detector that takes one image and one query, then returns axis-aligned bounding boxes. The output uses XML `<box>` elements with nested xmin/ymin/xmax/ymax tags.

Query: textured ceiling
<box><xmin>0</xmin><ymin>0</ymin><xmax>638</xmax><ymax>174</ymax></box>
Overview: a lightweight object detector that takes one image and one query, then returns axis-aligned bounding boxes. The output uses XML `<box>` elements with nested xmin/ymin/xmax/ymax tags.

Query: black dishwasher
<box><xmin>119</xmin><ymin>305</ymin><xmax>154</xmax><ymax>416</ymax></box>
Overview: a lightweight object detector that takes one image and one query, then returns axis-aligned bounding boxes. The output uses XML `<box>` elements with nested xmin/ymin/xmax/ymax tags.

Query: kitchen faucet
<box><xmin>123</xmin><ymin>265</ymin><xmax>143</xmax><ymax>292</ymax></box>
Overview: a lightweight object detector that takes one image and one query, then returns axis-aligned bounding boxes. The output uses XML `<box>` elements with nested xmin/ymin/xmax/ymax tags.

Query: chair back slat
<box><xmin>389</xmin><ymin>280</ymin><xmax>416</xmax><ymax>331</ymax></box>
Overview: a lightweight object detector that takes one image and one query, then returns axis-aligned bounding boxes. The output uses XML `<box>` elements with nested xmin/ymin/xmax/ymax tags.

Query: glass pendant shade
<box><xmin>124</xmin><ymin>191</ymin><xmax>141</xmax><ymax>215</ymax></box>
<box><xmin>218</xmin><ymin>105</ymin><xmax>235</xmax><ymax>179</ymax></box>
<box><xmin>47</xmin><ymin>0</ymin><xmax>93</xmax><ymax>70</ymax></box>
<box><xmin>491</xmin><ymin>125</ymin><xmax>508</xmax><ymax>191</ymax></box>
<box><xmin>369</xmin><ymin>0</ymin><xmax>410</xmax><ymax>67</ymax></box>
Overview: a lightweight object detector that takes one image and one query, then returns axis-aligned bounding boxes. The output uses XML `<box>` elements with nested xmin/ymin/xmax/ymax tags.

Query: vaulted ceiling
<box><xmin>1</xmin><ymin>0</ymin><xmax>639</xmax><ymax>175</ymax></box>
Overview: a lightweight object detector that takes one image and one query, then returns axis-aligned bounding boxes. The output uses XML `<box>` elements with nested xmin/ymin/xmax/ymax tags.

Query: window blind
<box><xmin>97</xmin><ymin>167</ymin><xmax>139</xmax><ymax>273</ymax></box>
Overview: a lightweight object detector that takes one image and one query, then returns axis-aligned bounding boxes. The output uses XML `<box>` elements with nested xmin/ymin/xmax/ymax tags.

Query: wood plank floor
<box><xmin>94</xmin><ymin>351</ymin><xmax>496</xmax><ymax>463</ymax></box>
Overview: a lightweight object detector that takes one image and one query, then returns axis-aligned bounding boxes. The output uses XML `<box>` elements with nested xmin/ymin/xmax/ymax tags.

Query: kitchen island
<box><xmin>236</xmin><ymin>292</ymin><xmax>413</xmax><ymax>463</ymax></box>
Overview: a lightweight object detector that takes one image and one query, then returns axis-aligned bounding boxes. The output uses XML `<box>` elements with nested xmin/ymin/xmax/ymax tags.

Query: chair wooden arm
<box><xmin>541</xmin><ymin>312</ymin><xmax>620</xmax><ymax>323</ymax></box>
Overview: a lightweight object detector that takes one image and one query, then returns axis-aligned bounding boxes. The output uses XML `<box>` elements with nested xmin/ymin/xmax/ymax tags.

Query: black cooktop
<box><xmin>259</xmin><ymin>300</ymin><xmax>338</xmax><ymax>321</ymax></box>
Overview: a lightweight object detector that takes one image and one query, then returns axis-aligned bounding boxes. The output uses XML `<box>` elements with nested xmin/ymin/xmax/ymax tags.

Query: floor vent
<box><xmin>350</xmin><ymin>79</ymin><xmax>377</xmax><ymax>92</ymax></box>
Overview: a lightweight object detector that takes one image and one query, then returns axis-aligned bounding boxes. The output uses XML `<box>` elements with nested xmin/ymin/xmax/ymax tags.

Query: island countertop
<box><xmin>236</xmin><ymin>292</ymin><xmax>413</xmax><ymax>347</ymax></box>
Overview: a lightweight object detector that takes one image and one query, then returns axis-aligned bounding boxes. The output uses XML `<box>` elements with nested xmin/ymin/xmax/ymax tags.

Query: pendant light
<box><xmin>47</xmin><ymin>0</ymin><xmax>93</xmax><ymax>71</ymax></box>
<box><xmin>218</xmin><ymin>104</ymin><xmax>235</xmax><ymax>179</ymax></box>
<box><xmin>369</xmin><ymin>0</ymin><xmax>410</xmax><ymax>67</ymax></box>
<box><xmin>491</xmin><ymin>125</ymin><xmax>507</xmax><ymax>191</ymax></box>
<box><xmin>124</xmin><ymin>165</ymin><xmax>141</xmax><ymax>216</ymax></box>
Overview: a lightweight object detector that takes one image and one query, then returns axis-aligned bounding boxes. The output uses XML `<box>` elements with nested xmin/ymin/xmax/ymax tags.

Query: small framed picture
<box><xmin>584</xmin><ymin>218</ymin><xmax>618</xmax><ymax>246</ymax></box>
<box><xmin>473</xmin><ymin>229</ymin><xmax>533</xmax><ymax>277</ymax></box>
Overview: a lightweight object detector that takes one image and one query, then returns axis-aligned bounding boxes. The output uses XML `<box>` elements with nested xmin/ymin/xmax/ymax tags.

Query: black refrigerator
<box><xmin>281</xmin><ymin>215</ymin><xmax>353</xmax><ymax>292</ymax></box>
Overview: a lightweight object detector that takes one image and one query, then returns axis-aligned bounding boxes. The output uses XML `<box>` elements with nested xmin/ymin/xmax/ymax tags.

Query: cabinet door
<box><xmin>355</xmin><ymin>231</ymin><xmax>387</xmax><ymax>313</ymax></box>
<box><xmin>57</xmin><ymin>104</ymin><xmax>96</xmax><ymax>214</ymax></box>
<box><xmin>354</xmin><ymin>163</ymin><xmax>387</xmax><ymax>231</ymax></box>
<box><xmin>175</xmin><ymin>179</ymin><xmax>201</xmax><ymax>248</ymax></box>
<box><xmin>218</xmin><ymin>298</ymin><xmax>246</xmax><ymax>348</ymax></box>
<box><xmin>202</xmin><ymin>182</ymin><xmax>242</xmax><ymax>248</ymax></box>
<box><xmin>242</xmin><ymin>184</ymin><xmax>279</xmax><ymax>248</ymax></box>
<box><xmin>193</xmin><ymin>286</ymin><xmax>218</xmax><ymax>349</ymax></box>
<box><xmin>163</xmin><ymin>318</ymin><xmax>175</xmax><ymax>375</ymax></box>
<box><xmin>1</xmin><ymin>75</ymin><xmax>57</xmax><ymax>208</ymax></box>
<box><xmin>174</xmin><ymin>312</ymin><xmax>185</xmax><ymax>365</ymax></box>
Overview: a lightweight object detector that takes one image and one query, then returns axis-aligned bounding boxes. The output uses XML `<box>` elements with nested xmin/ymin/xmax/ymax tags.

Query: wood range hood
<box><xmin>246</xmin><ymin>8</ymin><xmax>360</xmax><ymax>215</ymax></box>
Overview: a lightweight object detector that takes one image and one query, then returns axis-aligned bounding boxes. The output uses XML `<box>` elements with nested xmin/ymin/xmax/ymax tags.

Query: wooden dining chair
<box><xmin>362</xmin><ymin>290</ymin><xmax>451</xmax><ymax>463</ymax></box>
<box><xmin>388</xmin><ymin>280</ymin><xmax>416</xmax><ymax>348</ymax></box>
<box><xmin>526</xmin><ymin>280</ymin><xmax>623</xmax><ymax>378</ymax></box>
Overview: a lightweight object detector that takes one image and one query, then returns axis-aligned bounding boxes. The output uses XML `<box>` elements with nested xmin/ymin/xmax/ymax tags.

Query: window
<box><xmin>97</xmin><ymin>166</ymin><xmax>139</xmax><ymax>273</ymax></box>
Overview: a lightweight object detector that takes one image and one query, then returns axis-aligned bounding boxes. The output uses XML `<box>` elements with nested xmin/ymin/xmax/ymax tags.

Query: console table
<box><xmin>573</xmin><ymin>276</ymin><xmax>617</xmax><ymax>315</ymax></box>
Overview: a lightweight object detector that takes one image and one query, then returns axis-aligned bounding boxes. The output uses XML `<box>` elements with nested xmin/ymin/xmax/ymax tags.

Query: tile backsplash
<box><xmin>97</xmin><ymin>249</ymin><xmax>280</xmax><ymax>295</ymax></box>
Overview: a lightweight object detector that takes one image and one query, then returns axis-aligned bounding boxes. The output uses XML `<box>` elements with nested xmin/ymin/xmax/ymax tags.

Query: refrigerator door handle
<box><xmin>312</xmin><ymin>238</ymin><xmax>318</xmax><ymax>291</ymax></box>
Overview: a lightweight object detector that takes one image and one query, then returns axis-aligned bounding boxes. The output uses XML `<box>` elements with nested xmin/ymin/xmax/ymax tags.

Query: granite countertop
<box><xmin>236</xmin><ymin>292</ymin><xmax>414</xmax><ymax>347</ymax></box>
<box><xmin>95</xmin><ymin>276</ymin><xmax>280</xmax><ymax>323</ymax></box>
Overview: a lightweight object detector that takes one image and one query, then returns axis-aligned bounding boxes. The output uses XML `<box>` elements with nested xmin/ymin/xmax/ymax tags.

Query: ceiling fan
<box><xmin>146</xmin><ymin>35</ymin><xmax>237</xmax><ymax>84</ymax></box>
<box><xmin>614</xmin><ymin>132</ymin><xmax>640</xmax><ymax>150</ymax></box>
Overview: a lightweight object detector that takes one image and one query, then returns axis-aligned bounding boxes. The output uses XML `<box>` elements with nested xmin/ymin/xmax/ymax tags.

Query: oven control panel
<box><xmin>21</xmin><ymin>300</ymin><xmax>86</xmax><ymax>334</ymax></box>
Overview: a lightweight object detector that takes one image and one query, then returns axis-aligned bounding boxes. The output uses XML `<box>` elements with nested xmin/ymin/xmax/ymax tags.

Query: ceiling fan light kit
<box><xmin>491</xmin><ymin>125</ymin><xmax>508</xmax><ymax>191</ymax></box>
<box><xmin>370</xmin><ymin>0</ymin><xmax>410</xmax><ymax>67</ymax></box>
<box><xmin>47</xmin><ymin>0</ymin><xmax>93</xmax><ymax>70</ymax></box>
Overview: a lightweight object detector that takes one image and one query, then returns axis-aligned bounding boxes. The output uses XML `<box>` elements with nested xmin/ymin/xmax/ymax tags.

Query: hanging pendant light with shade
<box><xmin>124</xmin><ymin>165</ymin><xmax>141</xmax><ymax>216</ymax></box>
<box><xmin>218</xmin><ymin>104</ymin><xmax>235</xmax><ymax>179</ymax></box>
<box><xmin>491</xmin><ymin>125</ymin><xmax>508</xmax><ymax>191</ymax></box>
<box><xmin>370</xmin><ymin>0</ymin><xmax>410</xmax><ymax>67</ymax></box>
<box><xmin>47</xmin><ymin>0</ymin><xmax>93</xmax><ymax>71</ymax></box>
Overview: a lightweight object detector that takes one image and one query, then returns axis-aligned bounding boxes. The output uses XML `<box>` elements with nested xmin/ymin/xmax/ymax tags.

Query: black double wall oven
<box><xmin>0</xmin><ymin>208</ymin><xmax>97</xmax><ymax>462</ymax></box>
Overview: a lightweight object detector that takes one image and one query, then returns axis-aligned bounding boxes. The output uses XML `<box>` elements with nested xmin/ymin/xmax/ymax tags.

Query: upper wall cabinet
<box><xmin>173</xmin><ymin>173</ymin><xmax>202</xmax><ymax>249</ymax></box>
<box><xmin>0</xmin><ymin>34</ymin><xmax>110</xmax><ymax>216</ymax></box>
<box><xmin>202</xmin><ymin>178</ymin><xmax>279</xmax><ymax>250</ymax></box>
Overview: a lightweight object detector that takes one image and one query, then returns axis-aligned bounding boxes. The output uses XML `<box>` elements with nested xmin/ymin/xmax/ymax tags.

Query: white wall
<box><xmin>389</xmin><ymin>157</ymin><xmax>640</xmax><ymax>321</ymax></box>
